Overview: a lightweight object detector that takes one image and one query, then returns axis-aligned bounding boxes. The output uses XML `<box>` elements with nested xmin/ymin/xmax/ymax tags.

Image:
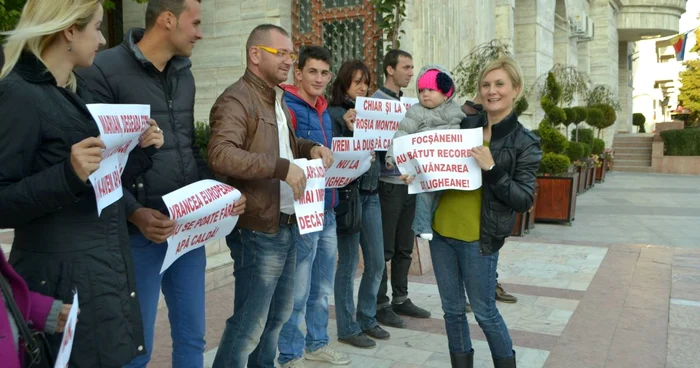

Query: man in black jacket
<box><xmin>78</xmin><ymin>1</ymin><xmax>243</xmax><ymax>367</ymax></box>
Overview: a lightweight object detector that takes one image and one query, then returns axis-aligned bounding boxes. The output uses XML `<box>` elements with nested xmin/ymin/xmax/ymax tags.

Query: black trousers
<box><xmin>377</xmin><ymin>181</ymin><xmax>416</xmax><ymax>306</ymax></box>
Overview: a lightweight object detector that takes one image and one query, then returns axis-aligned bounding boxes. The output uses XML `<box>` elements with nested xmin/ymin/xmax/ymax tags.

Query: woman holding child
<box><xmin>401</xmin><ymin>56</ymin><xmax>542</xmax><ymax>368</ymax></box>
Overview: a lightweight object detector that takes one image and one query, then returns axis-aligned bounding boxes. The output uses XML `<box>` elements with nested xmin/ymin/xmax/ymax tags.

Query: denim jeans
<box><xmin>278</xmin><ymin>212</ymin><xmax>337</xmax><ymax>365</ymax></box>
<box><xmin>212</xmin><ymin>225</ymin><xmax>297</xmax><ymax>368</ymax></box>
<box><xmin>124</xmin><ymin>233</ymin><xmax>206</xmax><ymax>368</ymax></box>
<box><xmin>411</xmin><ymin>192</ymin><xmax>440</xmax><ymax>236</ymax></box>
<box><xmin>334</xmin><ymin>193</ymin><xmax>385</xmax><ymax>338</ymax></box>
<box><xmin>429</xmin><ymin>232</ymin><xmax>514</xmax><ymax>359</ymax></box>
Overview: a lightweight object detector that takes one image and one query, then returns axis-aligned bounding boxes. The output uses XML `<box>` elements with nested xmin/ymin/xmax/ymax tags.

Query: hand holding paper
<box><xmin>293</xmin><ymin>159</ymin><xmax>326</xmax><ymax>235</ymax></box>
<box><xmin>54</xmin><ymin>292</ymin><xmax>79</xmax><ymax>368</ymax></box>
<box><xmin>139</xmin><ymin>119</ymin><xmax>164</xmax><ymax>149</ymax></box>
<box><xmin>70</xmin><ymin>137</ymin><xmax>106</xmax><ymax>182</ymax></box>
<box><xmin>86</xmin><ymin>104</ymin><xmax>152</xmax><ymax>215</ymax></box>
<box><xmin>311</xmin><ymin>145</ymin><xmax>335</xmax><ymax>169</ymax></box>
<box><xmin>392</xmin><ymin>129</ymin><xmax>484</xmax><ymax>194</ymax></box>
<box><xmin>285</xmin><ymin>164</ymin><xmax>307</xmax><ymax>200</ymax></box>
<box><xmin>160</xmin><ymin>180</ymin><xmax>241</xmax><ymax>273</ymax></box>
<box><xmin>471</xmin><ymin>145</ymin><xmax>496</xmax><ymax>170</ymax></box>
<box><xmin>325</xmin><ymin>138</ymin><xmax>373</xmax><ymax>188</ymax></box>
<box><xmin>128</xmin><ymin>208</ymin><xmax>177</xmax><ymax>244</ymax></box>
<box><xmin>230</xmin><ymin>194</ymin><xmax>247</xmax><ymax>216</ymax></box>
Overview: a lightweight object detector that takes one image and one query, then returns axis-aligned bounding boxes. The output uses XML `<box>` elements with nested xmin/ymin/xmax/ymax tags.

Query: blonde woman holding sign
<box><xmin>0</xmin><ymin>0</ymin><xmax>163</xmax><ymax>366</ymax></box>
<box><xmin>402</xmin><ymin>57</ymin><xmax>542</xmax><ymax>368</ymax></box>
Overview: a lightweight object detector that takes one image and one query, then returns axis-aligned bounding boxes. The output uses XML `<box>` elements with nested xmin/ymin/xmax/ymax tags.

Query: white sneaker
<box><xmin>419</xmin><ymin>233</ymin><xmax>433</xmax><ymax>241</ymax></box>
<box><xmin>281</xmin><ymin>357</ymin><xmax>307</xmax><ymax>368</ymax></box>
<box><xmin>305</xmin><ymin>345</ymin><xmax>352</xmax><ymax>365</ymax></box>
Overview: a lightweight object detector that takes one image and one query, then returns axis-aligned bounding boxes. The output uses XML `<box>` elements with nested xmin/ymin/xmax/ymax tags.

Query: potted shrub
<box><xmin>604</xmin><ymin>148</ymin><xmax>615</xmax><ymax>172</ymax></box>
<box><xmin>566</xmin><ymin>140</ymin><xmax>588</xmax><ymax>194</ymax></box>
<box><xmin>534</xmin><ymin>73</ymin><xmax>578</xmax><ymax>225</ymax></box>
<box><xmin>633</xmin><ymin>113</ymin><xmax>646</xmax><ymax>133</ymax></box>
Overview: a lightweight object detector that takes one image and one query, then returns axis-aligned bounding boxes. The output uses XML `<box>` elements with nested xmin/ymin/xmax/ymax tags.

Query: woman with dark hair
<box><xmin>327</xmin><ymin>60</ymin><xmax>389</xmax><ymax>349</ymax></box>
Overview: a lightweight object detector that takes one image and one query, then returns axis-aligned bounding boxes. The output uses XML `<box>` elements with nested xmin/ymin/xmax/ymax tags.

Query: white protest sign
<box><xmin>86</xmin><ymin>104</ymin><xmax>151</xmax><ymax>216</ymax></box>
<box><xmin>161</xmin><ymin>179</ymin><xmax>241</xmax><ymax>274</ymax></box>
<box><xmin>293</xmin><ymin>159</ymin><xmax>326</xmax><ymax>235</ymax></box>
<box><xmin>54</xmin><ymin>291</ymin><xmax>79</xmax><ymax>368</ymax></box>
<box><xmin>353</xmin><ymin>97</ymin><xmax>405</xmax><ymax>151</ymax></box>
<box><xmin>400</xmin><ymin>96</ymin><xmax>419</xmax><ymax>111</ymax></box>
<box><xmin>324</xmin><ymin>138</ymin><xmax>373</xmax><ymax>188</ymax></box>
<box><xmin>392</xmin><ymin>129</ymin><xmax>484</xmax><ymax>194</ymax></box>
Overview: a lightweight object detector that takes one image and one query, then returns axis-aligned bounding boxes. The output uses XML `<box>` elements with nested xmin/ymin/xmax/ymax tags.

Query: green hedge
<box><xmin>591</xmin><ymin>138</ymin><xmax>605</xmax><ymax>155</ymax></box>
<box><xmin>571</xmin><ymin>128</ymin><xmax>594</xmax><ymax>145</ymax></box>
<box><xmin>539</xmin><ymin>153</ymin><xmax>571</xmax><ymax>175</ymax></box>
<box><xmin>194</xmin><ymin>121</ymin><xmax>211</xmax><ymax>161</ymax></box>
<box><xmin>566</xmin><ymin>141</ymin><xmax>585</xmax><ymax>162</ymax></box>
<box><xmin>660</xmin><ymin>128</ymin><xmax>700</xmax><ymax>156</ymax></box>
<box><xmin>580</xmin><ymin>142</ymin><xmax>591</xmax><ymax>158</ymax></box>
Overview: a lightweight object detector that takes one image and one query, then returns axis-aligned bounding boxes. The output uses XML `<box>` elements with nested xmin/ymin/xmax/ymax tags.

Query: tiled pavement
<box><xmin>2</xmin><ymin>172</ymin><xmax>699</xmax><ymax>367</ymax></box>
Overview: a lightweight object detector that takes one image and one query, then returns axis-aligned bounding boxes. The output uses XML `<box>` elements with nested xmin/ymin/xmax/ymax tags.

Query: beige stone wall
<box><xmin>122</xmin><ymin>0</ymin><xmax>292</xmax><ymax>123</ymax></box>
<box><xmin>401</xmin><ymin>0</ymin><xmax>496</xmax><ymax>98</ymax></box>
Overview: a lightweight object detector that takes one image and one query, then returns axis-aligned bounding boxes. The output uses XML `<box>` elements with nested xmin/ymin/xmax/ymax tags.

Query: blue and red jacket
<box><xmin>282</xmin><ymin>84</ymin><xmax>338</xmax><ymax>211</ymax></box>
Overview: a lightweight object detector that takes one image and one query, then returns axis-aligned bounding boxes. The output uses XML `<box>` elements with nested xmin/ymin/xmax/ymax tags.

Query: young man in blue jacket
<box><xmin>277</xmin><ymin>46</ymin><xmax>350</xmax><ymax>367</ymax></box>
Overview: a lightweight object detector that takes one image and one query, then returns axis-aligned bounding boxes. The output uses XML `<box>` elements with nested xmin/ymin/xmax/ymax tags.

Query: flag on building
<box><xmin>670</xmin><ymin>32</ymin><xmax>689</xmax><ymax>61</ymax></box>
<box><xmin>656</xmin><ymin>28</ymin><xmax>697</xmax><ymax>62</ymax></box>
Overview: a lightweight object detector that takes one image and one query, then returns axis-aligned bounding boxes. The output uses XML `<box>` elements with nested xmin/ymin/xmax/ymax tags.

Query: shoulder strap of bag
<box><xmin>0</xmin><ymin>275</ymin><xmax>42</xmax><ymax>359</ymax></box>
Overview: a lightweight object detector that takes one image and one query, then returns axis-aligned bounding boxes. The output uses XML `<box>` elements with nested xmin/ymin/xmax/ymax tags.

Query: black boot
<box><xmin>493</xmin><ymin>350</ymin><xmax>517</xmax><ymax>368</ymax></box>
<box><xmin>449</xmin><ymin>349</ymin><xmax>474</xmax><ymax>368</ymax></box>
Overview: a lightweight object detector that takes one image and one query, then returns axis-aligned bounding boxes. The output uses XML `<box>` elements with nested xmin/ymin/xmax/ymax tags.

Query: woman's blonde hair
<box><xmin>478</xmin><ymin>56</ymin><xmax>525</xmax><ymax>103</ymax></box>
<box><xmin>0</xmin><ymin>0</ymin><xmax>103</xmax><ymax>91</ymax></box>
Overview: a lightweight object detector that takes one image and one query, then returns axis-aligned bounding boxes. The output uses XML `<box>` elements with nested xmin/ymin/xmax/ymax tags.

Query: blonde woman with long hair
<box><xmin>401</xmin><ymin>57</ymin><xmax>542</xmax><ymax>368</ymax></box>
<box><xmin>0</xmin><ymin>0</ymin><xmax>163</xmax><ymax>366</ymax></box>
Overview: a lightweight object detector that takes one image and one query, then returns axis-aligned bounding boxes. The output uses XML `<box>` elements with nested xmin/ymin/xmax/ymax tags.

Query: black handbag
<box><xmin>0</xmin><ymin>275</ymin><xmax>55</xmax><ymax>368</ymax></box>
<box><xmin>335</xmin><ymin>180</ymin><xmax>362</xmax><ymax>235</ymax></box>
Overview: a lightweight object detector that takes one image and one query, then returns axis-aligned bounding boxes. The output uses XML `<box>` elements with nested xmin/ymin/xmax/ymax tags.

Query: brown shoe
<box><xmin>495</xmin><ymin>284</ymin><xmax>517</xmax><ymax>303</ymax></box>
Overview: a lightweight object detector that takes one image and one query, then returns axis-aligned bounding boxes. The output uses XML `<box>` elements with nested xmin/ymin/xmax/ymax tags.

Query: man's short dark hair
<box><xmin>382</xmin><ymin>49</ymin><xmax>412</xmax><ymax>77</ymax></box>
<box><xmin>297</xmin><ymin>46</ymin><xmax>331</xmax><ymax>70</ymax></box>
<box><xmin>145</xmin><ymin>0</ymin><xmax>201</xmax><ymax>30</ymax></box>
<box><xmin>245</xmin><ymin>24</ymin><xmax>290</xmax><ymax>51</ymax></box>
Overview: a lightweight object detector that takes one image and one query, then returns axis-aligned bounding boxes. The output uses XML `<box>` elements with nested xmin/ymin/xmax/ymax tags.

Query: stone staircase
<box><xmin>612</xmin><ymin>133</ymin><xmax>654</xmax><ymax>173</ymax></box>
<box><xmin>0</xmin><ymin>229</ymin><xmax>234</xmax><ymax>310</ymax></box>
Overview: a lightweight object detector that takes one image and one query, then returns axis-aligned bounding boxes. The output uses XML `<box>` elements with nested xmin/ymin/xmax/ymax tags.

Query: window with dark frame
<box><xmin>292</xmin><ymin>0</ymin><xmax>383</xmax><ymax>92</ymax></box>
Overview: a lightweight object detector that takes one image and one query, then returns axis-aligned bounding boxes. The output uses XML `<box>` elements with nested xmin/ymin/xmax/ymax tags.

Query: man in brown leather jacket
<box><xmin>207</xmin><ymin>24</ymin><xmax>334</xmax><ymax>368</ymax></box>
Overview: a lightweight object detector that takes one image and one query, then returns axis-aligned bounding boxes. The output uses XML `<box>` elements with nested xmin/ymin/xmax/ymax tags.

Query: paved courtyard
<box><xmin>1</xmin><ymin>172</ymin><xmax>699</xmax><ymax>367</ymax></box>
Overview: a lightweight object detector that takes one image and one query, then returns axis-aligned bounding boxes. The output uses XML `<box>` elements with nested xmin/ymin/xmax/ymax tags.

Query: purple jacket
<box><xmin>0</xmin><ymin>251</ymin><xmax>55</xmax><ymax>368</ymax></box>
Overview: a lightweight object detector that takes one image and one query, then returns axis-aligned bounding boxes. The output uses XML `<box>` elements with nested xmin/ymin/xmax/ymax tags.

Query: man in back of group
<box><xmin>207</xmin><ymin>25</ymin><xmax>334</xmax><ymax>368</ymax></box>
<box><xmin>373</xmin><ymin>49</ymin><xmax>432</xmax><ymax>328</ymax></box>
<box><xmin>276</xmin><ymin>45</ymin><xmax>350</xmax><ymax>367</ymax></box>
<box><xmin>78</xmin><ymin>1</ymin><xmax>250</xmax><ymax>367</ymax></box>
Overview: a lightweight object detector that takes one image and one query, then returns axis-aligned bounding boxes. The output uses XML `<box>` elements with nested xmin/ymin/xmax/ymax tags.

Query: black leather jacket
<box><xmin>461</xmin><ymin>111</ymin><xmax>542</xmax><ymax>255</ymax></box>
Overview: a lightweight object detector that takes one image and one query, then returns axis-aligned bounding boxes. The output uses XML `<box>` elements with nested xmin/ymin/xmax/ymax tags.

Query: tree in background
<box><xmin>678</xmin><ymin>27</ymin><xmax>700</xmax><ymax>127</ymax></box>
<box><xmin>371</xmin><ymin>0</ymin><xmax>407</xmax><ymax>52</ymax></box>
<box><xmin>1</xmin><ymin>0</ymin><xmax>147</xmax><ymax>32</ymax></box>
<box><xmin>0</xmin><ymin>0</ymin><xmax>23</xmax><ymax>31</ymax></box>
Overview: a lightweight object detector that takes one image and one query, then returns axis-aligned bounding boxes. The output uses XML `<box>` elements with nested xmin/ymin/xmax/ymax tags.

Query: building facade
<box><xmin>120</xmin><ymin>0</ymin><xmax>686</xmax><ymax>146</ymax></box>
<box><xmin>632</xmin><ymin>1</ymin><xmax>699</xmax><ymax>134</ymax></box>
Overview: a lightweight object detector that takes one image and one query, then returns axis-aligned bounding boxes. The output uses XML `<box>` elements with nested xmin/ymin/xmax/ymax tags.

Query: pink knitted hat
<box><xmin>417</xmin><ymin>69</ymin><xmax>454</xmax><ymax>98</ymax></box>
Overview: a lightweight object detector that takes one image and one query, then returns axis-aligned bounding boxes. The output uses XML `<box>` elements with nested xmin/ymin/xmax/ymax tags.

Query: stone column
<box><xmin>514</xmin><ymin>0</ymin><xmax>555</xmax><ymax>129</ymax></box>
<box><xmin>496</xmin><ymin>0</ymin><xmax>516</xmax><ymax>50</ymax></box>
<box><xmin>589</xmin><ymin>0</ymin><xmax>619</xmax><ymax>146</ymax></box>
<box><xmin>618</xmin><ymin>42</ymin><xmax>633</xmax><ymax>133</ymax></box>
